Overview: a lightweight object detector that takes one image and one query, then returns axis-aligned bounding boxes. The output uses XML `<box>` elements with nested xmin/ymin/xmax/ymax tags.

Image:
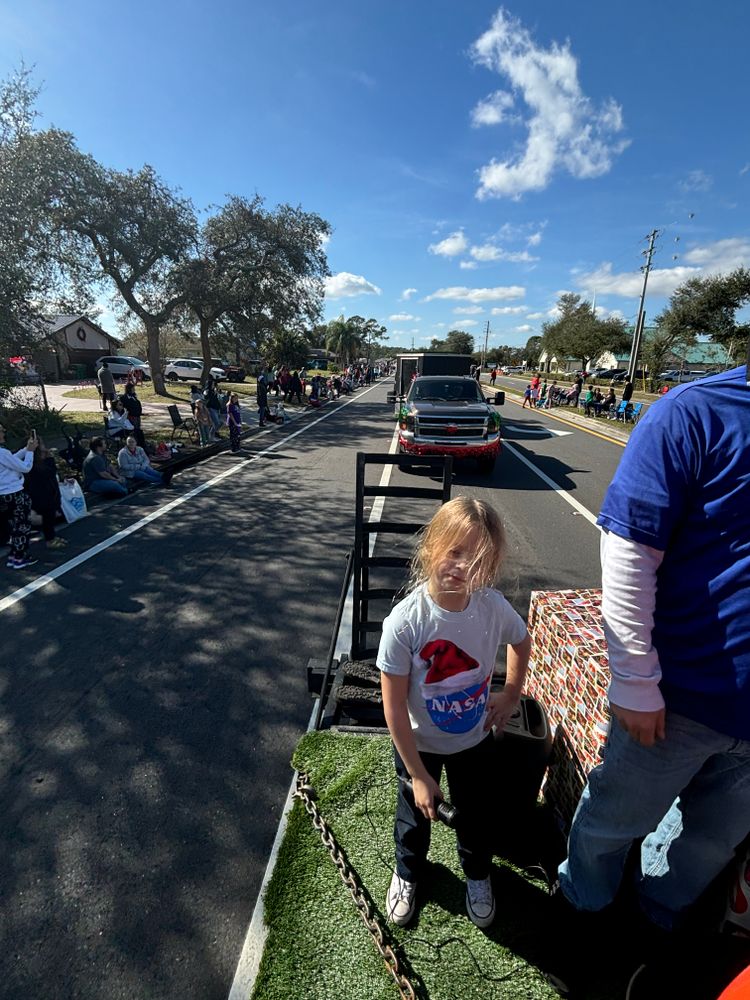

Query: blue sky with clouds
<box><xmin>2</xmin><ymin>0</ymin><xmax>748</xmax><ymax>351</ymax></box>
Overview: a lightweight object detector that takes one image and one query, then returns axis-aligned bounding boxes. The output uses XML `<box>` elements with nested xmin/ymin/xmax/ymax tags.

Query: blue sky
<box><xmin>2</xmin><ymin>0</ymin><xmax>749</xmax><ymax>352</ymax></box>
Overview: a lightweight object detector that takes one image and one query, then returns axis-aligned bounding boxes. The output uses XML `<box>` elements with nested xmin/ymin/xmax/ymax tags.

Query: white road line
<box><xmin>334</xmin><ymin>426</ymin><xmax>400</xmax><ymax>658</ymax></box>
<box><xmin>0</xmin><ymin>383</ymin><xmax>383</xmax><ymax>615</ymax></box>
<box><xmin>503</xmin><ymin>422</ymin><xmax>573</xmax><ymax>438</ymax></box>
<box><xmin>229</xmin><ymin>428</ymin><xmax>399</xmax><ymax>1000</ymax></box>
<box><xmin>503</xmin><ymin>440</ymin><xmax>600</xmax><ymax>528</ymax></box>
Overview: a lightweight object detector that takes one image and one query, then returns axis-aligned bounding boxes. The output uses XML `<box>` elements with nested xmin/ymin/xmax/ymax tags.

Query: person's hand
<box><xmin>484</xmin><ymin>689</ymin><xmax>520</xmax><ymax>732</ymax></box>
<box><xmin>411</xmin><ymin>774</ymin><xmax>443</xmax><ymax>822</ymax></box>
<box><xmin>610</xmin><ymin>703</ymin><xmax>666</xmax><ymax>747</ymax></box>
<box><xmin>26</xmin><ymin>436</ymin><xmax>39</xmax><ymax>451</ymax></box>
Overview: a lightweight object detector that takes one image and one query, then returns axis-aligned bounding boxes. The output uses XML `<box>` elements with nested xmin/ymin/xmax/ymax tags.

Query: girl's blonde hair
<box><xmin>410</xmin><ymin>496</ymin><xmax>506</xmax><ymax>593</ymax></box>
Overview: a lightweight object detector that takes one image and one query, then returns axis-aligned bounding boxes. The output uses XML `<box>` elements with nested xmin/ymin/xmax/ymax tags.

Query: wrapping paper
<box><xmin>525</xmin><ymin>589</ymin><xmax>610</xmax><ymax>829</ymax></box>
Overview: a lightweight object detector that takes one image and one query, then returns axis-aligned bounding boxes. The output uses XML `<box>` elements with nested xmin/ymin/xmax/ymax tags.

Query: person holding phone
<box><xmin>0</xmin><ymin>423</ymin><xmax>39</xmax><ymax>569</ymax></box>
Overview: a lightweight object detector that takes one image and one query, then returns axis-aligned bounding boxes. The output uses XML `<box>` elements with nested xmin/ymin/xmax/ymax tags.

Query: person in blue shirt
<box><xmin>558</xmin><ymin>364</ymin><xmax>750</xmax><ymax>931</ymax></box>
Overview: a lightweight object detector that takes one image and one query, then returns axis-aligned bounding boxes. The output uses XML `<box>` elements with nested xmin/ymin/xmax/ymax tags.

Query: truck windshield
<box><xmin>409</xmin><ymin>382</ymin><xmax>483</xmax><ymax>402</ymax></box>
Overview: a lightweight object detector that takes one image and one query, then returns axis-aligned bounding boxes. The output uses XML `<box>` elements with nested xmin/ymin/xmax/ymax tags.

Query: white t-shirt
<box><xmin>377</xmin><ymin>583</ymin><xmax>528</xmax><ymax>754</ymax></box>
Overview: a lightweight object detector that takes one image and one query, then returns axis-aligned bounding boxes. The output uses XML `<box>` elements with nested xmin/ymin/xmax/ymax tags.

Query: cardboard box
<box><xmin>525</xmin><ymin>589</ymin><xmax>610</xmax><ymax>830</ymax></box>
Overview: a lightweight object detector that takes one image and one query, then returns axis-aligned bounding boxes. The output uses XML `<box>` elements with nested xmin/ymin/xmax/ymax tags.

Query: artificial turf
<box><xmin>250</xmin><ymin>731</ymin><xmax>595</xmax><ymax>1000</ymax></box>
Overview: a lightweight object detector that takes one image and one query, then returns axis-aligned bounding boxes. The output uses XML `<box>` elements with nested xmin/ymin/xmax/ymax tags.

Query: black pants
<box><xmin>34</xmin><ymin>506</ymin><xmax>57</xmax><ymax>541</ymax></box>
<box><xmin>393</xmin><ymin>734</ymin><xmax>495</xmax><ymax>882</ymax></box>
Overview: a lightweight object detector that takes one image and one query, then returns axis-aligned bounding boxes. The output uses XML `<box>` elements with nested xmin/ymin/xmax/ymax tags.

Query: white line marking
<box><xmin>503</xmin><ymin>422</ymin><xmax>573</xmax><ymax>437</ymax></box>
<box><xmin>0</xmin><ymin>384</ymin><xmax>383</xmax><ymax>615</ymax></box>
<box><xmin>334</xmin><ymin>426</ymin><xmax>400</xmax><ymax>659</ymax></box>
<box><xmin>226</xmin><ymin>702</ymin><xmax>318</xmax><ymax>1000</ymax></box>
<box><xmin>503</xmin><ymin>440</ymin><xmax>600</xmax><ymax>528</ymax></box>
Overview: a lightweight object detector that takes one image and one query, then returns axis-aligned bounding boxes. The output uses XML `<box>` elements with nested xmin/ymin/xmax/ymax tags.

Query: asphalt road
<box><xmin>0</xmin><ymin>379</ymin><xmax>625</xmax><ymax>1000</ymax></box>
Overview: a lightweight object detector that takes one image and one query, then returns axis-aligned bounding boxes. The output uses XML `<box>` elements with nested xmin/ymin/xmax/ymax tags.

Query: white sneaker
<box><xmin>386</xmin><ymin>872</ymin><xmax>417</xmax><ymax>926</ymax></box>
<box><xmin>466</xmin><ymin>876</ymin><xmax>496</xmax><ymax>928</ymax></box>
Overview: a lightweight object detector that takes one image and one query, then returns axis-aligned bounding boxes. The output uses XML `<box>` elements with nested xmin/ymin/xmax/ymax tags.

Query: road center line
<box><xmin>503</xmin><ymin>440</ymin><xmax>600</xmax><ymax>528</ymax></box>
<box><xmin>0</xmin><ymin>383</ymin><xmax>383</xmax><ymax>615</ymax></box>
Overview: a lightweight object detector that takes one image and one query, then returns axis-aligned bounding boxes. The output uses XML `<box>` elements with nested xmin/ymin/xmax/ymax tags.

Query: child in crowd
<box><xmin>194</xmin><ymin>399</ymin><xmax>214</xmax><ymax>446</ymax></box>
<box><xmin>377</xmin><ymin>497</ymin><xmax>531</xmax><ymax>929</ymax></box>
<box><xmin>522</xmin><ymin>384</ymin><xmax>532</xmax><ymax>408</ymax></box>
<box><xmin>226</xmin><ymin>393</ymin><xmax>243</xmax><ymax>452</ymax></box>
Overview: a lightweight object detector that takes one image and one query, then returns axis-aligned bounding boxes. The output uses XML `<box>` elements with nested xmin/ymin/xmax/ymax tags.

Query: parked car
<box><xmin>658</xmin><ymin>370</ymin><xmax>706</xmax><ymax>383</ymax></box>
<box><xmin>95</xmin><ymin>355</ymin><xmax>151</xmax><ymax>380</ymax></box>
<box><xmin>163</xmin><ymin>359</ymin><xmax>227</xmax><ymax>382</ymax></box>
<box><xmin>187</xmin><ymin>357</ymin><xmax>246</xmax><ymax>382</ymax></box>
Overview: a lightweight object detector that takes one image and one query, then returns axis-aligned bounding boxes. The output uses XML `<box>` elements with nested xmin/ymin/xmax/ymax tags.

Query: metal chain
<box><xmin>294</xmin><ymin>772</ymin><xmax>417</xmax><ymax>1000</ymax></box>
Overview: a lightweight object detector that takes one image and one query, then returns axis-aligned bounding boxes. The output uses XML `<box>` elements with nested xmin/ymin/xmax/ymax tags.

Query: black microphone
<box><xmin>399</xmin><ymin>777</ymin><xmax>459</xmax><ymax>828</ymax></box>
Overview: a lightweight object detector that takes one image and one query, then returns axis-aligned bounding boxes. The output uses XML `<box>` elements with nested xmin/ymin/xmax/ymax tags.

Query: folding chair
<box><xmin>613</xmin><ymin>401</ymin><xmax>627</xmax><ymax>421</ymax></box>
<box><xmin>628</xmin><ymin>402</ymin><xmax>644</xmax><ymax>424</ymax></box>
<box><xmin>168</xmin><ymin>404</ymin><xmax>198</xmax><ymax>443</ymax></box>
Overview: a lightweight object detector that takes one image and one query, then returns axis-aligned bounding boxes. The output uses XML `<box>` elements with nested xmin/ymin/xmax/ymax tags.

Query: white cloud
<box><xmin>429</xmin><ymin>229</ymin><xmax>468</xmax><ymax>257</ymax></box>
<box><xmin>491</xmin><ymin>305</ymin><xmax>526</xmax><ymax>315</ymax></box>
<box><xmin>681</xmin><ymin>237</ymin><xmax>750</xmax><ymax>270</ymax></box>
<box><xmin>424</xmin><ymin>285</ymin><xmax>525</xmax><ymax>303</ymax></box>
<box><xmin>527</xmin><ymin>231</ymin><xmax>543</xmax><ymax>246</ymax></box>
<box><xmin>324</xmin><ymin>272</ymin><xmax>382</xmax><ymax>298</ymax></box>
<box><xmin>458</xmin><ymin>320</ymin><xmax>479</xmax><ymax>327</ymax></box>
<box><xmin>470</xmin><ymin>9</ymin><xmax>628</xmax><ymax>199</ymax></box>
<box><xmin>679</xmin><ymin>169</ymin><xmax>713</xmax><ymax>193</ymax></box>
<box><xmin>400</xmin><ymin>287</ymin><xmax>418</xmax><ymax>300</ymax></box>
<box><xmin>594</xmin><ymin>306</ymin><xmax>625</xmax><ymax>320</ymax></box>
<box><xmin>319</xmin><ymin>232</ymin><xmax>331</xmax><ymax>248</ymax></box>
<box><xmin>578</xmin><ymin>238</ymin><xmax>750</xmax><ymax>300</ymax></box>
<box><xmin>470</xmin><ymin>243</ymin><xmax>539</xmax><ymax>263</ymax></box>
<box><xmin>453</xmin><ymin>306</ymin><xmax>483</xmax><ymax>315</ymax></box>
<box><xmin>460</xmin><ymin>260</ymin><xmax>478</xmax><ymax>270</ymax></box>
<box><xmin>470</xmin><ymin>89</ymin><xmax>516</xmax><ymax>127</ymax></box>
<box><xmin>741</xmin><ymin>163</ymin><xmax>750</xmax><ymax>177</ymax></box>
<box><xmin>389</xmin><ymin>313</ymin><xmax>419</xmax><ymax>322</ymax></box>
<box><xmin>526</xmin><ymin>311</ymin><xmax>544</xmax><ymax>319</ymax></box>
<box><xmin>514</xmin><ymin>324</ymin><xmax>532</xmax><ymax>332</ymax></box>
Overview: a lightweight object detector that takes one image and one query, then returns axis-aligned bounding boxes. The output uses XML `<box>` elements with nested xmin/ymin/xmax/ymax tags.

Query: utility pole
<box><xmin>627</xmin><ymin>229</ymin><xmax>659</xmax><ymax>382</ymax></box>
<box><xmin>482</xmin><ymin>321</ymin><xmax>490</xmax><ymax>368</ymax></box>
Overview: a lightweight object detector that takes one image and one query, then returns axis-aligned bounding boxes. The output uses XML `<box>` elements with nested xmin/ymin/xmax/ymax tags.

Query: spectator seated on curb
<box><xmin>83</xmin><ymin>438</ymin><xmax>128</xmax><ymax>497</ymax></box>
<box><xmin>106</xmin><ymin>400</ymin><xmax>134</xmax><ymax>442</ymax></box>
<box><xmin>601</xmin><ymin>387</ymin><xmax>617</xmax><ymax>417</ymax></box>
<box><xmin>117</xmin><ymin>436</ymin><xmax>170</xmax><ymax>487</ymax></box>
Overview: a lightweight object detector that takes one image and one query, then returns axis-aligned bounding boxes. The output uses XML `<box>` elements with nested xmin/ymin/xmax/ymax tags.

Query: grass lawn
<box><xmin>62</xmin><ymin>379</ymin><xmax>256</xmax><ymax>403</ymax></box>
<box><xmin>253</xmin><ymin>731</ymin><xmax>633</xmax><ymax>1000</ymax></box>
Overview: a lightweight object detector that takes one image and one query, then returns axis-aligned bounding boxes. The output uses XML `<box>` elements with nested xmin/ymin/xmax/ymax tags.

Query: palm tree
<box><xmin>325</xmin><ymin>317</ymin><xmax>362</xmax><ymax>365</ymax></box>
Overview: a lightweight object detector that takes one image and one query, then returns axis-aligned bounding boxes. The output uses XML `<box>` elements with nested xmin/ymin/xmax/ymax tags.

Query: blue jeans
<box><xmin>559</xmin><ymin>711</ymin><xmax>750</xmax><ymax>927</ymax></box>
<box><xmin>88</xmin><ymin>479</ymin><xmax>128</xmax><ymax>497</ymax></box>
<box><xmin>131</xmin><ymin>469</ymin><xmax>163</xmax><ymax>485</ymax></box>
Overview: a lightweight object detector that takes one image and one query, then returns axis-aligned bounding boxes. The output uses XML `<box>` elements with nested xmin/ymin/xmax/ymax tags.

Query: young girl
<box><xmin>226</xmin><ymin>393</ymin><xmax>242</xmax><ymax>452</ymax></box>
<box><xmin>194</xmin><ymin>399</ymin><xmax>213</xmax><ymax>446</ymax></box>
<box><xmin>377</xmin><ymin>497</ymin><xmax>530</xmax><ymax>929</ymax></box>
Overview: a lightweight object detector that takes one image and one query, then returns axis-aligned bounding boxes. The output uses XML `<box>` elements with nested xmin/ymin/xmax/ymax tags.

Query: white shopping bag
<box><xmin>59</xmin><ymin>479</ymin><xmax>88</xmax><ymax>523</ymax></box>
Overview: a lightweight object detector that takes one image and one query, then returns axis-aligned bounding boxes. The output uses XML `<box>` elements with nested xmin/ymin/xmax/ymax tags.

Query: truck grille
<box><xmin>416</xmin><ymin>414</ymin><xmax>488</xmax><ymax>440</ymax></box>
